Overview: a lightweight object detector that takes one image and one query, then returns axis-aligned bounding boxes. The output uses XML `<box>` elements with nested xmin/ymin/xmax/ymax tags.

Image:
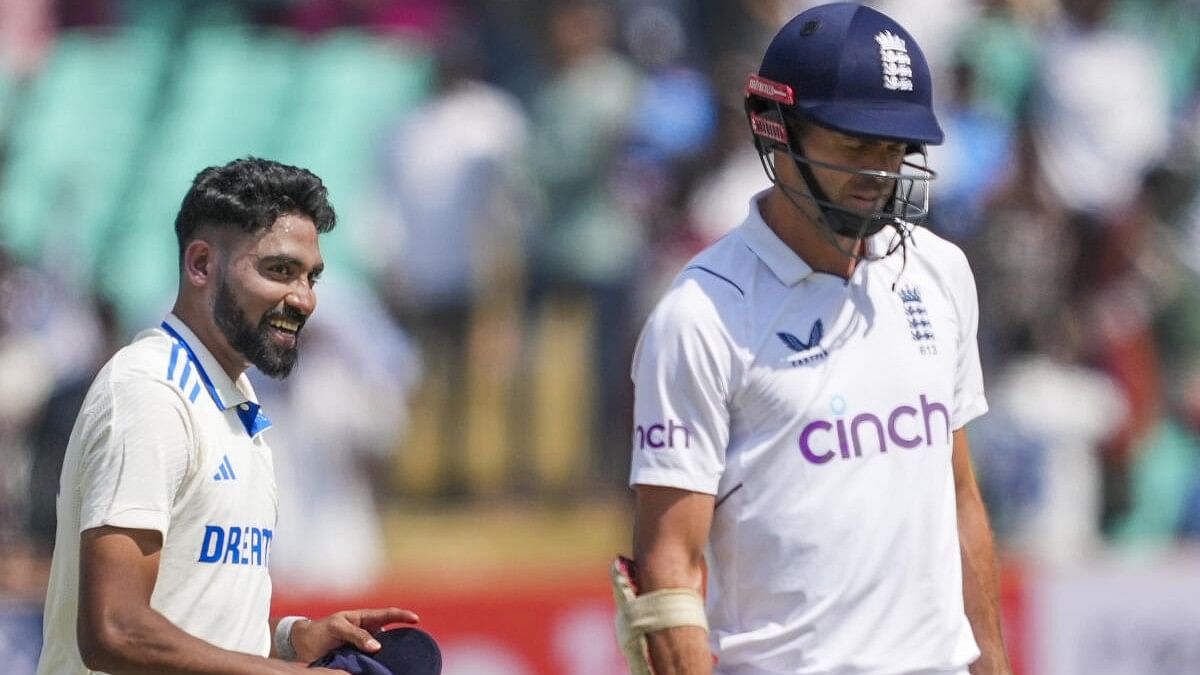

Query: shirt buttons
<box><xmin>239</xmin><ymin>403</ymin><xmax>250</xmax><ymax>411</ymax></box>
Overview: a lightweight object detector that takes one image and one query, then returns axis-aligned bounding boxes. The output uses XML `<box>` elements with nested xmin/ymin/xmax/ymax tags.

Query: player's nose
<box><xmin>286</xmin><ymin>282</ymin><xmax>316</xmax><ymax>317</ymax></box>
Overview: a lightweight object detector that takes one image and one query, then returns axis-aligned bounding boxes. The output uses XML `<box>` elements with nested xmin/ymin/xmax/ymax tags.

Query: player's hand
<box><xmin>289</xmin><ymin>607</ymin><xmax>420</xmax><ymax>663</ymax></box>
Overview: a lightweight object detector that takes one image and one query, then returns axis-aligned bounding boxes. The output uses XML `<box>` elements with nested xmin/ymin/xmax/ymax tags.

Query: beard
<box><xmin>213</xmin><ymin>276</ymin><xmax>302</xmax><ymax>379</ymax></box>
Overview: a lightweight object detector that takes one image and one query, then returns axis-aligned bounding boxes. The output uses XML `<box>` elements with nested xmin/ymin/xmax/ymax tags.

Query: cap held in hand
<box><xmin>309</xmin><ymin>627</ymin><xmax>442</xmax><ymax>675</ymax></box>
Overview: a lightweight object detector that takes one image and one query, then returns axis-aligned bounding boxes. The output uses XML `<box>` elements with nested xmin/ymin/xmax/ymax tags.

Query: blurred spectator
<box><xmin>1074</xmin><ymin>184</ymin><xmax>1186</xmax><ymax>528</ymax></box>
<box><xmin>927</xmin><ymin>58</ymin><xmax>1015</xmax><ymax>242</ymax></box>
<box><xmin>622</xmin><ymin>5</ymin><xmax>716</xmax><ymax>167</ymax></box>
<box><xmin>520</xmin><ymin>0</ymin><xmax>643</xmax><ymax>488</ymax></box>
<box><xmin>962</xmin><ymin>116</ymin><xmax>1124</xmax><ymax>563</ymax></box>
<box><xmin>973</xmin><ymin>354</ymin><xmax>1126</xmax><ymax>565</ymax></box>
<box><xmin>25</xmin><ymin>297</ymin><xmax>122</xmax><ymax>556</ymax></box>
<box><xmin>953</xmin><ymin>0</ymin><xmax>1041</xmax><ymax>124</ymax></box>
<box><xmin>1112</xmin><ymin>416</ymin><xmax>1200</xmax><ymax>547</ymax></box>
<box><xmin>376</xmin><ymin>24</ymin><xmax>531</xmax><ymax>497</ymax></box>
<box><xmin>0</xmin><ymin>248</ymin><xmax>106</xmax><ymax>596</ymax></box>
<box><xmin>1029</xmin><ymin>0</ymin><xmax>1170</xmax><ymax>215</ymax></box>
<box><xmin>683</xmin><ymin>114</ymin><xmax>769</xmax><ymax>249</ymax></box>
<box><xmin>1111</xmin><ymin>0</ymin><xmax>1200</xmax><ymax>118</ymax></box>
<box><xmin>525</xmin><ymin>0</ymin><xmax>641</xmax><ymax>291</ymax></box>
<box><xmin>620</xmin><ymin>3</ymin><xmax>723</xmax><ymax>320</ymax></box>
<box><xmin>1103</xmin><ymin>155</ymin><xmax>1200</xmax><ymax>544</ymax></box>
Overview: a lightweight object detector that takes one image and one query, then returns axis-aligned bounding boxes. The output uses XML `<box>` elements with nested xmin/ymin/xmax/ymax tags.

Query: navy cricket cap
<box><xmin>752</xmin><ymin>2</ymin><xmax>943</xmax><ymax>146</ymax></box>
<box><xmin>309</xmin><ymin>627</ymin><xmax>442</xmax><ymax>675</ymax></box>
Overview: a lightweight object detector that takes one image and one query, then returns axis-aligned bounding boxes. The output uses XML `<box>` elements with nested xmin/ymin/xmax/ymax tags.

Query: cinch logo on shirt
<box><xmin>635</xmin><ymin>419</ymin><xmax>691</xmax><ymax>449</ymax></box>
<box><xmin>798</xmin><ymin>394</ymin><xmax>950</xmax><ymax>465</ymax></box>
<box><xmin>198</xmin><ymin>525</ymin><xmax>273</xmax><ymax>566</ymax></box>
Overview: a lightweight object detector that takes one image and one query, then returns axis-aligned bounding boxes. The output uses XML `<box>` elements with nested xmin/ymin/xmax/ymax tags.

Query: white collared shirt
<box><xmin>630</xmin><ymin>192</ymin><xmax>986</xmax><ymax>674</ymax></box>
<box><xmin>38</xmin><ymin>315</ymin><xmax>278</xmax><ymax>675</ymax></box>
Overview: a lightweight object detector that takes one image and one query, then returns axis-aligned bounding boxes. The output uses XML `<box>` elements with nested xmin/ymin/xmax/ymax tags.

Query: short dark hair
<box><xmin>174</xmin><ymin>157</ymin><xmax>337</xmax><ymax>262</ymax></box>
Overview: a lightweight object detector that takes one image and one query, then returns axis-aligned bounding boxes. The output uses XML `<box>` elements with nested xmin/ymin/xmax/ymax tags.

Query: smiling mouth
<box><xmin>268</xmin><ymin>317</ymin><xmax>301</xmax><ymax>333</ymax></box>
<box><xmin>265</xmin><ymin>316</ymin><xmax>303</xmax><ymax>347</ymax></box>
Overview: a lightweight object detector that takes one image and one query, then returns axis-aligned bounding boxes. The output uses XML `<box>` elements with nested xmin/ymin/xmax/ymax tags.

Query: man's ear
<box><xmin>182</xmin><ymin>239</ymin><xmax>217</xmax><ymax>289</ymax></box>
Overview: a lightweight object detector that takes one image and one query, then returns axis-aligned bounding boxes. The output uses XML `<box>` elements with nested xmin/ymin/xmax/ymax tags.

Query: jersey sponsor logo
<box><xmin>197</xmin><ymin>524</ymin><xmax>273</xmax><ymax>566</ymax></box>
<box><xmin>634</xmin><ymin>419</ymin><xmax>691</xmax><ymax>450</ymax></box>
<box><xmin>778</xmin><ymin>320</ymin><xmax>828</xmax><ymax>366</ymax></box>
<box><xmin>798</xmin><ymin>393</ymin><xmax>950</xmax><ymax>464</ymax></box>
<box><xmin>212</xmin><ymin>454</ymin><xmax>237</xmax><ymax>481</ymax></box>
<box><xmin>897</xmin><ymin>285</ymin><xmax>937</xmax><ymax>355</ymax></box>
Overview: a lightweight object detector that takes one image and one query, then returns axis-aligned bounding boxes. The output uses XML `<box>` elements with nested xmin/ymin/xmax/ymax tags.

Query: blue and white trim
<box><xmin>160</xmin><ymin>321</ymin><xmax>272</xmax><ymax>438</ymax></box>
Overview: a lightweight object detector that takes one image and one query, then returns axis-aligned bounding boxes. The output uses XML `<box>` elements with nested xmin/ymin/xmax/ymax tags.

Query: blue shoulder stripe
<box><xmin>160</xmin><ymin>322</ymin><xmax>224</xmax><ymax>410</ymax></box>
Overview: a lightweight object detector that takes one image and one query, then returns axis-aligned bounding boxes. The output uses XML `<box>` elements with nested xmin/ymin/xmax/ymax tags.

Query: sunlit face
<box><xmin>799</xmin><ymin>125</ymin><xmax>908</xmax><ymax>216</ymax></box>
<box><xmin>212</xmin><ymin>213</ymin><xmax>324</xmax><ymax>379</ymax></box>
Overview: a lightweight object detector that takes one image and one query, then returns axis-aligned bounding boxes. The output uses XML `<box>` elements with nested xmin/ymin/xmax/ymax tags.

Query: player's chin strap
<box><xmin>611</xmin><ymin>556</ymin><xmax>709</xmax><ymax>675</ymax></box>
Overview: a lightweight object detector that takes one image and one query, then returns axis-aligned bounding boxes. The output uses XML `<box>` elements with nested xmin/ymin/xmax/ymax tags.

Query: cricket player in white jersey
<box><xmin>614</xmin><ymin>4</ymin><xmax>1011</xmax><ymax>674</ymax></box>
<box><xmin>37</xmin><ymin>158</ymin><xmax>418</xmax><ymax>674</ymax></box>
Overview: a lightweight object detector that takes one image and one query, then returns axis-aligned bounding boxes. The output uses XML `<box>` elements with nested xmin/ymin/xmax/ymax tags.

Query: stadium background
<box><xmin>2</xmin><ymin>0</ymin><xmax>1200</xmax><ymax>672</ymax></box>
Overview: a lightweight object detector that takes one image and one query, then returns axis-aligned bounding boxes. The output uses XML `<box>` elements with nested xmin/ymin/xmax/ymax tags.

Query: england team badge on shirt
<box><xmin>897</xmin><ymin>285</ymin><xmax>937</xmax><ymax>356</ymax></box>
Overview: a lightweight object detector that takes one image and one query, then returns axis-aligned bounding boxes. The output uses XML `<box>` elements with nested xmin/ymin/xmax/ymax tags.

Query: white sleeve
<box><xmin>629</xmin><ymin>275</ymin><xmax>740</xmax><ymax>495</ymax></box>
<box><xmin>78</xmin><ymin>377</ymin><xmax>193</xmax><ymax>537</ymax></box>
<box><xmin>951</xmin><ymin>251</ymin><xmax>988</xmax><ymax>429</ymax></box>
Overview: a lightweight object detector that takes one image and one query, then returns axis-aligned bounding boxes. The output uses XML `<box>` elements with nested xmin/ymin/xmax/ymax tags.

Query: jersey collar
<box><xmin>739</xmin><ymin>190</ymin><xmax>815</xmax><ymax>286</ymax></box>
<box><xmin>160</xmin><ymin>314</ymin><xmax>272</xmax><ymax>437</ymax></box>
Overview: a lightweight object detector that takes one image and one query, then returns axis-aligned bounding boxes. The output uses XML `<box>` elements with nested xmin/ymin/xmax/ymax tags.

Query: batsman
<box><xmin>615</xmin><ymin>3</ymin><xmax>1011</xmax><ymax>674</ymax></box>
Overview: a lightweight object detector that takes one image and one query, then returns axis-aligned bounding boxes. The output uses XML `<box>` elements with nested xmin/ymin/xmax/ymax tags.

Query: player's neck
<box><xmin>170</xmin><ymin>297</ymin><xmax>250</xmax><ymax>382</ymax></box>
<box><xmin>761</xmin><ymin>188</ymin><xmax>860</xmax><ymax>279</ymax></box>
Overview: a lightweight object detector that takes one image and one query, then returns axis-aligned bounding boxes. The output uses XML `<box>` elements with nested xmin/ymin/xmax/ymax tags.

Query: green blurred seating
<box><xmin>103</xmin><ymin>27</ymin><xmax>432</xmax><ymax>328</ymax></box>
<box><xmin>273</xmin><ymin>31</ymin><xmax>433</xmax><ymax>284</ymax></box>
<box><xmin>1112</xmin><ymin>419</ymin><xmax>1200</xmax><ymax>546</ymax></box>
<box><xmin>0</xmin><ymin>28</ymin><xmax>168</xmax><ymax>287</ymax></box>
<box><xmin>101</xmin><ymin>25</ymin><xmax>300</xmax><ymax>328</ymax></box>
<box><xmin>0</xmin><ymin>69</ymin><xmax>14</xmax><ymax>142</ymax></box>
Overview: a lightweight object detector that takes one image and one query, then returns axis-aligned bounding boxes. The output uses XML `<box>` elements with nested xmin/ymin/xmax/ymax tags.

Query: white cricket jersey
<box><xmin>38</xmin><ymin>314</ymin><xmax>278</xmax><ymax>675</ymax></box>
<box><xmin>630</xmin><ymin>192</ymin><xmax>987</xmax><ymax>675</ymax></box>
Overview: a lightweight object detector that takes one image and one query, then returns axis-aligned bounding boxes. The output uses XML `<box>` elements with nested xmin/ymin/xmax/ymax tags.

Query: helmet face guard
<box><xmin>746</xmin><ymin>3</ymin><xmax>943</xmax><ymax>260</ymax></box>
<box><xmin>746</xmin><ymin>75</ymin><xmax>937</xmax><ymax>257</ymax></box>
<box><xmin>748</xmin><ymin>86</ymin><xmax>936</xmax><ymax>243</ymax></box>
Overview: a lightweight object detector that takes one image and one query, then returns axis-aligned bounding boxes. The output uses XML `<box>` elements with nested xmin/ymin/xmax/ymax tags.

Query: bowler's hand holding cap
<box><xmin>310</xmin><ymin>627</ymin><xmax>441</xmax><ymax>675</ymax></box>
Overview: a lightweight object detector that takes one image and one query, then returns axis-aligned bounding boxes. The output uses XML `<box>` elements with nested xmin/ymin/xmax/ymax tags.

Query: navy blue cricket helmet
<box><xmin>745</xmin><ymin>2</ymin><xmax>942</xmax><ymax>244</ymax></box>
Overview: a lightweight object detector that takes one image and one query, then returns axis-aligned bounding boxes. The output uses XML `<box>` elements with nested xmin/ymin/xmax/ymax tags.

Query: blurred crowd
<box><xmin>3</xmin><ymin>0</ymin><xmax>1200</xmax><ymax>597</ymax></box>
